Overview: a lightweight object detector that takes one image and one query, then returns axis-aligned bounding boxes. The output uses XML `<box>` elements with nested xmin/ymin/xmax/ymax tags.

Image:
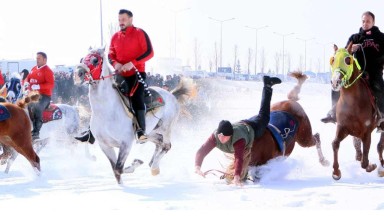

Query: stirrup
<box><xmin>136</xmin><ymin>130</ymin><xmax>148</xmax><ymax>144</ymax></box>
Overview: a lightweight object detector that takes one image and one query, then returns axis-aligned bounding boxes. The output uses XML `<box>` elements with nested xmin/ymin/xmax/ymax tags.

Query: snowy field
<box><xmin>1</xmin><ymin>78</ymin><xmax>384</xmax><ymax>215</ymax></box>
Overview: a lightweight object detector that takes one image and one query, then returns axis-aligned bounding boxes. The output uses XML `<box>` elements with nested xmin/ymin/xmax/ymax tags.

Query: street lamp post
<box><xmin>209</xmin><ymin>17</ymin><xmax>235</xmax><ymax>68</ymax></box>
<box><xmin>296</xmin><ymin>37</ymin><xmax>315</xmax><ymax>72</ymax></box>
<box><xmin>274</xmin><ymin>32</ymin><xmax>294</xmax><ymax>76</ymax></box>
<box><xmin>172</xmin><ymin>7</ymin><xmax>190</xmax><ymax>59</ymax></box>
<box><xmin>245</xmin><ymin>25</ymin><xmax>268</xmax><ymax>74</ymax></box>
<box><xmin>100</xmin><ymin>0</ymin><xmax>103</xmax><ymax>47</ymax></box>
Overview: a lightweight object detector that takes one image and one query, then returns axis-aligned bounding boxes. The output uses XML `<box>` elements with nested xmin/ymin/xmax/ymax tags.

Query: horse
<box><xmin>329</xmin><ymin>43</ymin><xmax>384</xmax><ymax>180</ymax></box>
<box><xmin>205</xmin><ymin>72</ymin><xmax>329</xmax><ymax>182</ymax></box>
<box><xmin>0</xmin><ymin>94</ymin><xmax>41</xmax><ymax>174</ymax></box>
<box><xmin>75</xmin><ymin>47</ymin><xmax>193</xmax><ymax>184</ymax></box>
<box><xmin>0</xmin><ymin>73</ymin><xmax>84</xmax><ymax>173</ymax></box>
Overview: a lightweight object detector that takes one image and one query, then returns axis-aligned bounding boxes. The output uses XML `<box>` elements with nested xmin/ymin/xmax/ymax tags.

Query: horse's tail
<box><xmin>16</xmin><ymin>92</ymin><xmax>40</xmax><ymax>109</ymax></box>
<box><xmin>287</xmin><ymin>71</ymin><xmax>308</xmax><ymax>102</ymax></box>
<box><xmin>171</xmin><ymin>78</ymin><xmax>196</xmax><ymax>103</ymax></box>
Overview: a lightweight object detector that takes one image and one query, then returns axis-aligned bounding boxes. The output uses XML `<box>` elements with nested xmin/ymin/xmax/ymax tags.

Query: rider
<box><xmin>75</xmin><ymin>9</ymin><xmax>154</xmax><ymax>144</ymax></box>
<box><xmin>20</xmin><ymin>69</ymin><xmax>29</xmax><ymax>86</ymax></box>
<box><xmin>25</xmin><ymin>52</ymin><xmax>55</xmax><ymax>140</ymax></box>
<box><xmin>321</xmin><ymin>11</ymin><xmax>384</xmax><ymax>131</ymax></box>
<box><xmin>194</xmin><ymin>76</ymin><xmax>281</xmax><ymax>186</ymax></box>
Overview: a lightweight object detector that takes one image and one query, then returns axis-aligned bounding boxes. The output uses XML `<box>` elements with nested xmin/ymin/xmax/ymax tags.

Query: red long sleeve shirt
<box><xmin>108</xmin><ymin>25</ymin><xmax>154</xmax><ymax>77</ymax></box>
<box><xmin>195</xmin><ymin>133</ymin><xmax>246</xmax><ymax>176</ymax></box>
<box><xmin>26</xmin><ymin>65</ymin><xmax>55</xmax><ymax>96</ymax></box>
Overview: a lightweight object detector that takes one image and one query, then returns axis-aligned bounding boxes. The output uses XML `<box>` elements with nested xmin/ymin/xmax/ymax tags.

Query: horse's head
<box><xmin>330</xmin><ymin>43</ymin><xmax>361</xmax><ymax>91</ymax></box>
<box><xmin>76</xmin><ymin>47</ymin><xmax>106</xmax><ymax>83</ymax></box>
<box><xmin>6</xmin><ymin>75</ymin><xmax>22</xmax><ymax>103</ymax></box>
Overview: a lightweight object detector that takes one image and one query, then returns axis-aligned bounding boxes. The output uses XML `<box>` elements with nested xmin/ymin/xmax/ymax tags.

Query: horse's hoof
<box><xmin>332</xmin><ymin>170</ymin><xmax>341</xmax><ymax>180</ymax></box>
<box><xmin>151</xmin><ymin>168</ymin><xmax>160</xmax><ymax>176</ymax></box>
<box><xmin>378</xmin><ymin>166</ymin><xmax>384</xmax><ymax>177</ymax></box>
<box><xmin>320</xmin><ymin>158</ymin><xmax>330</xmax><ymax>167</ymax></box>
<box><xmin>366</xmin><ymin>164</ymin><xmax>377</xmax><ymax>172</ymax></box>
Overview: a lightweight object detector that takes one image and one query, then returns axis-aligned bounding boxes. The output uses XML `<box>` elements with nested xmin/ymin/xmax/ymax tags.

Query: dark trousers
<box><xmin>30</xmin><ymin>94</ymin><xmax>51</xmax><ymax>122</ymax></box>
<box><xmin>241</xmin><ymin>86</ymin><xmax>273</xmax><ymax>139</ymax></box>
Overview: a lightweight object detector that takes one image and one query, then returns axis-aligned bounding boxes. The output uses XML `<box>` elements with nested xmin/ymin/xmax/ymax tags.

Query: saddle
<box><xmin>42</xmin><ymin>104</ymin><xmax>63</xmax><ymax>123</ymax></box>
<box><xmin>267</xmin><ymin>111</ymin><xmax>298</xmax><ymax>152</ymax></box>
<box><xmin>0</xmin><ymin>104</ymin><xmax>11</xmax><ymax>121</ymax></box>
<box><xmin>112</xmin><ymin>83</ymin><xmax>165</xmax><ymax>118</ymax></box>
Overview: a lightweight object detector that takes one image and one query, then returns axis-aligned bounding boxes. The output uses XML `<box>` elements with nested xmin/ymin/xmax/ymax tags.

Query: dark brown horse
<box><xmin>329</xmin><ymin>43</ymin><xmax>384</xmax><ymax>180</ymax></box>
<box><xmin>0</xmin><ymin>94</ymin><xmax>41</xmax><ymax>174</ymax></box>
<box><xmin>248</xmin><ymin>72</ymin><xmax>329</xmax><ymax>175</ymax></box>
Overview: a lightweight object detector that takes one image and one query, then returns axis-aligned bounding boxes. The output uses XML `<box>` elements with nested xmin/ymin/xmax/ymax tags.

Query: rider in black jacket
<box><xmin>321</xmin><ymin>11</ymin><xmax>384</xmax><ymax>132</ymax></box>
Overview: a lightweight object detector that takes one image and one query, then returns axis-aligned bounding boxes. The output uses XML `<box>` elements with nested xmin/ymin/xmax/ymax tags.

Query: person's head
<box><xmin>361</xmin><ymin>11</ymin><xmax>375</xmax><ymax>31</ymax></box>
<box><xmin>20</xmin><ymin>69</ymin><xmax>29</xmax><ymax>80</ymax></box>
<box><xmin>216</xmin><ymin>120</ymin><xmax>233</xmax><ymax>143</ymax></box>
<box><xmin>36</xmin><ymin>52</ymin><xmax>47</xmax><ymax>67</ymax></box>
<box><xmin>118</xmin><ymin>9</ymin><xmax>133</xmax><ymax>31</ymax></box>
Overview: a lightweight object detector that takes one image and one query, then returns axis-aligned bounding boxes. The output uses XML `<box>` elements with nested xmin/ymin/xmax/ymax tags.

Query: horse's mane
<box><xmin>16</xmin><ymin>92</ymin><xmax>40</xmax><ymax>109</ymax></box>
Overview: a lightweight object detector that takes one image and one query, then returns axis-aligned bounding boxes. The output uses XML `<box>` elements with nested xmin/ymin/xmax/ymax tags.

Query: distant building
<box><xmin>0</xmin><ymin>59</ymin><xmax>35</xmax><ymax>77</ymax></box>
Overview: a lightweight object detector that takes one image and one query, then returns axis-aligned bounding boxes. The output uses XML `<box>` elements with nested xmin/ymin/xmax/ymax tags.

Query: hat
<box><xmin>217</xmin><ymin>120</ymin><xmax>233</xmax><ymax>136</ymax></box>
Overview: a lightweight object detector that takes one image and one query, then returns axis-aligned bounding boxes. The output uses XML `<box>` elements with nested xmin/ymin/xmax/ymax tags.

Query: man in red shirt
<box><xmin>25</xmin><ymin>52</ymin><xmax>55</xmax><ymax>140</ymax></box>
<box><xmin>75</xmin><ymin>9</ymin><xmax>154</xmax><ymax>144</ymax></box>
<box><xmin>195</xmin><ymin>76</ymin><xmax>281</xmax><ymax>186</ymax></box>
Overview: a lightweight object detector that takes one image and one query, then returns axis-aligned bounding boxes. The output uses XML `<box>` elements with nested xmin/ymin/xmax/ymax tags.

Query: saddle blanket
<box><xmin>0</xmin><ymin>104</ymin><xmax>11</xmax><ymax>121</ymax></box>
<box><xmin>267</xmin><ymin>111</ymin><xmax>298</xmax><ymax>152</ymax></box>
<box><xmin>42</xmin><ymin>104</ymin><xmax>62</xmax><ymax>123</ymax></box>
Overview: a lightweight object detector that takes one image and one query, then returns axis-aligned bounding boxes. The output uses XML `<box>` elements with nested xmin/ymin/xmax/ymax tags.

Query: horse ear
<box><xmin>333</xmin><ymin>44</ymin><xmax>338</xmax><ymax>52</ymax></box>
<box><xmin>346</xmin><ymin>41</ymin><xmax>353</xmax><ymax>54</ymax></box>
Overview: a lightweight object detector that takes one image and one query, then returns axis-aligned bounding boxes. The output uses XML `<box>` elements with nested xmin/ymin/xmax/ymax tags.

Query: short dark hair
<box><xmin>119</xmin><ymin>9</ymin><xmax>133</xmax><ymax>17</ymax></box>
<box><xmin>362</xmin><ymin>11</ymin><xmax>375</xmax><ymax>22</ymax></box>
<box><xmin>37</xmin><ymin>51</ymin><xmax>47</xmax><ymax>59</ymax></box>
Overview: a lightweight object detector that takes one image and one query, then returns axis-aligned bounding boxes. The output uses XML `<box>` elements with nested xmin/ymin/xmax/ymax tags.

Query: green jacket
<box><xmin>214</xmin><ymin>122</ymin><xmax>254</xmax><ymax>153</ymax></box>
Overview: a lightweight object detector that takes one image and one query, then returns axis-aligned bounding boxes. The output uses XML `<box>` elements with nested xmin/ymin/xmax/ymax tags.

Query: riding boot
<box><xmin>32</xmin><ymin>120</ymin><xmax>43</xmax><ymax>140</ymax></box>
<box><xmin>375</xmin><ymin>96</ymin><xmax>384</xmax><ymax>133</ymax></box>
<box><xmin>263</xmin><ymin>75</ymin><xmax>282</xmax><ymax>88</ymax></box>
<box><xmin>74</xmin><ymin>128</ymin><xmax>95</xmax><ymax>144</ymax></box>
<box><xmin>321</xmin><ymin>90</ymin><xmax>339</xmax><ymax>124</ymax></box>
<box><xmin>135</xmin><ymin>110</ymin><xmax>147</xmax><ymax>144</ymax></box>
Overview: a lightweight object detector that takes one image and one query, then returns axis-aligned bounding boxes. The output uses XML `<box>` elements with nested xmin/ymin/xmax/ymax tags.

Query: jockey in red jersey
<box><xmin>25</xmin><ymin>52</ymin><xmax>55</xmax><ymax>140</ymax></box>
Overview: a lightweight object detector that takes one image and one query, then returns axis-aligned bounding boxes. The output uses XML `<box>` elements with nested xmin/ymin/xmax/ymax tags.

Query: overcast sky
<box><xmin>0</xmin><ymin>0</ymin><xmax>383</xmax><ymax>73</ymax></box>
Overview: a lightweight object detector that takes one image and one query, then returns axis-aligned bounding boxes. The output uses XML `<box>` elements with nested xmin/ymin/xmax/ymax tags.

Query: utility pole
<box><xmin>245</xmin><ymin>25</ymin><xmax>268</xmax><ymax>74</ymax></box>
<box><xmin>274</xmin><ymin>32</ymin><xmax>294</xmax><ymax>76</ymax></box>
<box><xmin>171</xmin><ymin>7</ymin><xmax>190</xmax><ymax>59</ymax></box>
<box><xmin>100</xmin><ymin>0</ymin><xmax>103</xmax><ymax>47</ymax></box>
<box><xmin>296</xmin><ymin>37</ymin><xmax>315</xmax><ymax>72</ymax></box>
<box><xmin>209</xmin><ymin>17</ymin><xmax>235</xmax><ymax>68</ymax></box>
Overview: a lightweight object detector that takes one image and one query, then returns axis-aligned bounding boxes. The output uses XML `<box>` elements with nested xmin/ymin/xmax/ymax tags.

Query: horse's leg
<box><xmin>9</xmin><ymin>136</ymin><xmax>41</xmax><ymax>173</ymax></box>
<box><xmin>5</xmin><ymin>148</ymin><xmax>18</xmax><ymax>174</ymax></box>
<box><xmin>360</xmin><ymin>135</ymin><xmax>377</xmax><ymax>172</ymax></box>
<box><xmin>332</xmin><ymin>130</ymin><xmax>348</xmax><ymax>180</ymax></box>
<box><xmin>98</xmin><ymin>144</ymin><xmax>120</xmax><ymax>183</ymax></box>
<box><xmin>353</xmin><ymin>137</ymin><xmax>362</xmax><ymax>161</ymax></box>
<box><xmin>148</xmin><ymin>133</ymin><xmax>171</xmax><ymax>176</ymax></box>
<box><xmin>0</xmin><ymin>144</ymin><xmax>12</xmax><ymax>165</ymax></box>
<box><xmin>313</xmin><ymin>133</ymin><xmax>330</xmax><ymax>166</ymax></box>
<box><xmin>377</xmin><ymin>133</ymin><xmax>384</xmax><ymax>177</ymax></box>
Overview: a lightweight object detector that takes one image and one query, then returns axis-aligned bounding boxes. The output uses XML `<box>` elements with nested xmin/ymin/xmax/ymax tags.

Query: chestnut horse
<box><xmin>247</xmin><ymin>72</ymin><xmax>329</xmax><ymax>179</ymax></box>
<box><xmin>329</xmin><ymin>44</ymin><xmax>384</xmax><ymax>180</ymax></box>
<box><xmin>0</xmin><ymin>94</ymin><xmax>40</xmax><ymax>174</ymax></box>
<box><xmin>205</xmin><ymin>72</ymin><xmax>329</xmax><ymax>181</ymax></box>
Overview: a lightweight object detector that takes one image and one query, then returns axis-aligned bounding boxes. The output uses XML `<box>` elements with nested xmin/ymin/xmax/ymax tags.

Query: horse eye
<box><xmin>91</xmin><ymin>56</ymin><xmax>98</xmax><ymax>65</ymax></box>
<box><xmin>344</xmin><ymin>56</ymin><xmax>351</xmax><ymax>65</ymax></box>
<box><xmin>330</xmin><ymin>57</ymin><xmax>335</xmax><ymax>66</ymax></box>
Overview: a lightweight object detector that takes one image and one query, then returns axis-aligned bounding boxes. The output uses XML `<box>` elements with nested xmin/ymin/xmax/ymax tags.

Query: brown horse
<box><xmin>329</xmin><ymin>43</ymin><xmax>384</xmax><ymax>180</ymax></box>
<box><xmin>247</xmin><ymin>72</ymin><xmax>329</xmax><ymax>177</ymax></box>
<box><xmin>206</xmin><ymin>72</ymin><xmax>329</xmax><ymax>182</ymax></box>
<box><xmin>0</xmin><ymin>94</ymin><xmax>41</xmax><ymax>173</ymax></box>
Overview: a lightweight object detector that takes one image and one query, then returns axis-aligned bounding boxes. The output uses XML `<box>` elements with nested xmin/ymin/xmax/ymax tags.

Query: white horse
<box><xmin>76</xmin><ymin>47</ymin><xmax>192</xmax><ymax>184</ymax></box>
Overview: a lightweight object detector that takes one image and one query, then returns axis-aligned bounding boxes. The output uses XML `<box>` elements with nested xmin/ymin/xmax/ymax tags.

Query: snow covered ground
<box><xmin>1</xmin><ymin>78</ymin><xmax>383</xmax><ymax>215</ymax></box>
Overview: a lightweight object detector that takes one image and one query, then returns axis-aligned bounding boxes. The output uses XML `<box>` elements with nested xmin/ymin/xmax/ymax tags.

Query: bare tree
<box><xmin>193</xmin><ymin>38</ymin><xmax>201</xmax><ymax>71</ymax></box>
<box><xmin>246</xmin><ymin>48</ymin><xmax>253</xmax><ymax>77</ymax></box>
<box><xmin>108</xmin><ymin>22</ymin><xmax>120</xmax><ymax>41</ymax></box>
<box><xmin>286</xmin><ymin>53</ymin><xmax>291</xmax><ymax>74</ymax></box>
<box><xmin>209</xmin><ymin>59</ymin><xmax>213</xmax><ymax>72</ymax></box>
<box><xmin>298</xmin><ymin>55</ymin><xmax>304</xmax><ymax>72</ymax></box>
<box><xmin>274</xmin><ymin>52</ymin><xmax>281</xmax><ymax>74</ymax></box>
<box><xmin>260</xmin><ymin>47</ymin><xmax>266</xmax><ymax>73</ymax></box>
<box><xmin>212</xmin><ymin>42</ymin><xmax>219</xmax><ymax>72</ymax></box>
<box><xmin>233</xmin><ymin>45</ymin><xmax>238</xmax><ymax>75</ymax></box>
<box><xmin>317</xmin><ymin>58</ymin><xmax>322</xmax><ymax>73</ymax></box>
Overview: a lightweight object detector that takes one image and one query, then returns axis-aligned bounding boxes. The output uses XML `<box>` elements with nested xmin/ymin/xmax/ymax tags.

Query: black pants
<box><xmin>115</xmin><ymin>72</ymin><xmax>147</xmax><ymax>111</ymax></box>
<box><xmin>30</xmin><ymin>94</ymin><xmax>51</xmax><ymax>122</ymax></box>
<box><xmin>241</xmin><ymin>86</ymin><xmax>273</xmax><ymax>139</ymax></box>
